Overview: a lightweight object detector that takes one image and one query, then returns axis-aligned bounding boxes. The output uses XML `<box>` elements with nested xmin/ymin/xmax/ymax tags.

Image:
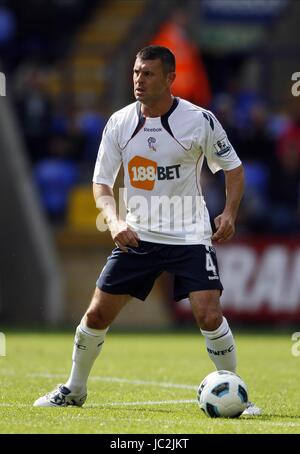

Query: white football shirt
<box><xmin>93</xmin><ymin>97</ymin><xmax>241</xmax><ymax>245</ymax></box>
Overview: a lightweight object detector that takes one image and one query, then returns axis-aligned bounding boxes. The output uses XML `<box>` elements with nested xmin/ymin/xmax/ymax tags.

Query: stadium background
<box><xmin>0</xmin><ymin>0</ymin><xmax>299</xmax><ymax>330</ymax></box>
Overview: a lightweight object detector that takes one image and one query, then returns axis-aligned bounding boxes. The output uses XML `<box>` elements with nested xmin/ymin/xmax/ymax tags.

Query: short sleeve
<box><xmin>201</xmin><ymin>111</ymin><xmax>242</xmax><ymax>174</ymax></box>
<box><xmin>92</xmin><ymin>117</ymin><xmax>122</xmax><ymax>187</ymax></box>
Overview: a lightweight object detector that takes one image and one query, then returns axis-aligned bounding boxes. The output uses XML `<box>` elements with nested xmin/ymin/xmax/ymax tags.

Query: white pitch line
<box><xmin>0</xmin><ymin>403</ymin><xmax>29</xmax><ymax>408</ymax></box>
<box><xmin>240</xmin><ymin>420</ymin><xmax>300</xmax><ymax>428</ymax></box>
<box><xmin>0</xmin><ymin>399</ymin><xmax>196</xmax><ymax>408</ymax></box>
<box><xmin>1</xmin><ymin>396</ymin><xmax>300</xmax><ymax>426</ymax></box>
<box><xmin>88</xmin><ymin>399</ymin><xmax>196</xmax><ymax>407</ymax></box>
<box><xmin>2</xmin><ymin>401</ymin><xmax>300</xmax><ymax>427</ymax></box>
<box><xmin>29</xmin><ymin>373</ymin><xmax>197</xmax><ymax>390</ymax></box>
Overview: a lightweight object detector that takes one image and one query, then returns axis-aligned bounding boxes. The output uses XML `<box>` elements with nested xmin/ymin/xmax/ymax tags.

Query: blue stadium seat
<box><xmin>34</xmin><ymin>158</ymin><xmax>78</xmax><ymax>220</ymax></box>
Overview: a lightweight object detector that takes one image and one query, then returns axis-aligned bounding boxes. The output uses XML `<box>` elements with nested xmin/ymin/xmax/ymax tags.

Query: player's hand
<box><xmin>109</xmin><ymin>220</ymin><xmax>140</xmax><ymax>252</ymax></box>
<box><xmin>212</xmin><ymin>213</ymin><xmax>235</xmax><ymax>243</ymax></box>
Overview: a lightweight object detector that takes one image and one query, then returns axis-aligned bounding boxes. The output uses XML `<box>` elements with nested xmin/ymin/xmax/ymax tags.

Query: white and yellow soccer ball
<box><xmin>197</xmin><ymin>370</ymin><xmax>248</xmax><ymax>418</ymax></box>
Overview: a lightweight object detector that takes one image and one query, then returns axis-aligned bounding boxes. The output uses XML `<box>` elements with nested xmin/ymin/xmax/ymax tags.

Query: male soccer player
<box><xmin>34</xmin><ymin>46</ymin><xmax>260</xmax><ymax>415</ymax></box>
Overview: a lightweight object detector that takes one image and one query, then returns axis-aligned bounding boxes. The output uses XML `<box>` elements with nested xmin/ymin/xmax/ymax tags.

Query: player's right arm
<box><xmin>93</xmin><ymin>116</ymin><xmax>139</xmax><ymax>251</ymax></box>
<box><xmin>93</xmin><ymin>182</ymin><xmax>139</xmax><ymax>251</ymax></box>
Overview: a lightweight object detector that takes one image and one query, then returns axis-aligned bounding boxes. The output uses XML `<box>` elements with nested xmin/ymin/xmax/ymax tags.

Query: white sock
<box><xmin>65</xmin><ymin>320</ymin><xmax>109</xmax><ymax>394</ymax></box>
<box><xmin>201</xmin><ymin>317</ymin><xmax>236</xmax><ymax>372</ymax></box>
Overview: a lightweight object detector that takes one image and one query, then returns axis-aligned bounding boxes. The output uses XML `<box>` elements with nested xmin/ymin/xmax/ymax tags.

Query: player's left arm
<box><xmin>212</xmin><ymin>164</ymin><xmax>244</xmax><ymax>243</ymax></box>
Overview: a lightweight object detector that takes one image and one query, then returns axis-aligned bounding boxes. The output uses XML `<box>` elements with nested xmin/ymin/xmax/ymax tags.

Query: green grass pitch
<box><xmin>0</xmin><ymin>331</ymin><xmax>300</xmax><ymax>434</ymax></box>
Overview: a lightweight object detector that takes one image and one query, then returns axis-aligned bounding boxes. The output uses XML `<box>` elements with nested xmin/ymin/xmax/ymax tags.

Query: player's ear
<box><xmin>167</xmin><ymin>72</ymin><xmax>176</xmax><ymax>86</ymax></box>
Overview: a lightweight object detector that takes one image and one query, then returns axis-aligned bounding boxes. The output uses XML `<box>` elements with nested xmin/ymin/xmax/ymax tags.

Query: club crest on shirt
<box><xmin>148</xmin><ymin>137</ymin><xmax>157</xmax><ymax>152</ymax></box>
<box><xmin>214</xmin><ymin>136</ymin><xmax>231</xmax><ymax>157</ymax></box>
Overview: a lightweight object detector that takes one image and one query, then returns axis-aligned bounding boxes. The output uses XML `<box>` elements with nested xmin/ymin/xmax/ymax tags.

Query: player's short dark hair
<box><xmin>136</xmin><ymin>45</ymin><xmax>176</xmax><ymax>74</ymax></box>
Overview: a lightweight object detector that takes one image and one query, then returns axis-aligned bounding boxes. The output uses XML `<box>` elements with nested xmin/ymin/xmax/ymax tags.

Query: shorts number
<box><xmin>206</xmin><ymin>252</ymin><xmax>217</xmax><ymax>275</ymax></box>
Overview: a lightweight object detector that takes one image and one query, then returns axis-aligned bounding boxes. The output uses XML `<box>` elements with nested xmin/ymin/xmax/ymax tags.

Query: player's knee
<box><xmin>196</xmin><ymin>309</ymin><xmax>222</xmax><ymax>331</ymax></box>
<box><xmin>85</xmin><ymin>309</ymin><xmax>110</xmax><ymax>330</ymax></box>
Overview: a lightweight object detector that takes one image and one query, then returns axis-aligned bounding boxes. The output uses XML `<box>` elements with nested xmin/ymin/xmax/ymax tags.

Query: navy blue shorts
<box><xmin>97</xmin><ymin>241</ymin><xmax>223</xmax><ymax>301</ymax></box>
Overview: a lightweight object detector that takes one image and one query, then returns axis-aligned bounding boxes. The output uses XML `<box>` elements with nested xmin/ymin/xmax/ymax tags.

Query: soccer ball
<box><xmin>197</xmin><ymin>370</ymin><xmax>248</xmax><ymax>418</ymax></box>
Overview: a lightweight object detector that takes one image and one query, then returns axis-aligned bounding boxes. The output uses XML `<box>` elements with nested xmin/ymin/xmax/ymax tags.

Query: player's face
<box><xmin>133</xmin><ymin>58</ymin><xmax>174</xmax><ymax>104</ymax></box>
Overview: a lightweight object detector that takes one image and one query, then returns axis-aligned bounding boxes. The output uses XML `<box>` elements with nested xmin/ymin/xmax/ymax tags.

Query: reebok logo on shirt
<box><xmin>128</xmin><ymin>156</ymin><xmax>181</xmax><ymax>190</ymax></box>
<box><xmin>144</xmin><ymin>127</ymin><xmax>162</xmax><ymax>132</ymax></box>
